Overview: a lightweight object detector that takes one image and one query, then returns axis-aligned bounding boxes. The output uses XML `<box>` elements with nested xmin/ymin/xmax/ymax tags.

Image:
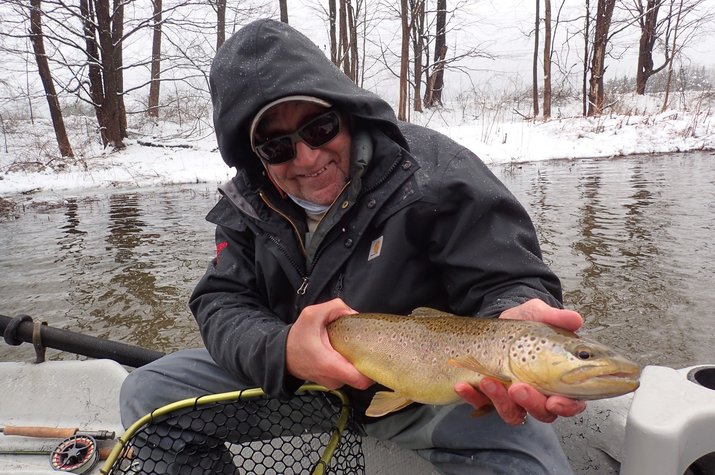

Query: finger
<box><xmin>536</xmin><ymin>309</ymin><xmax>583</xmax><ymax>332</ymax></box>
<box><xmin>500</xmin><ymin>300</ymin><xmax>583</xmax><ymax>332</ymax></box>
<box><xmin>454</xmin><ymin>381</ymin><xmax>492</xmax><ymax>410</ymax></box>
<box><xmin>322</xmin><ymin>298</ymin><xmax>358</xmax><ymax>323</ymax></box>
<box><xmin>545</xmin><ymin>396</ymin><xmax>587</xmax><ymax>417</ymax></box>
<box><xmin>326</xmin><ymin>350</ymin><xmax>374</xmax><ymax>389</ymax></box>
<box><xmin>479</xmin><ymin>379</ymin><xmax>527</xmax><ymax>425</ymax></box>
<box><xmin>508</xmin><ymin>383</ymin><xmax>557</xmax><ymax>423</ymax></box>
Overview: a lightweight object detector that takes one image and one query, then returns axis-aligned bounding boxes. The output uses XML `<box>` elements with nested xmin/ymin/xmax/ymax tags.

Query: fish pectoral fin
<box><xmin>448</xmin><ymin>356</ymin><xmax>512</xmax><ymax>385</ymax></box>
<box><xmin>365</xmin><ymin>391</ymin><xmax>414</xmax><ymax>417</ymax></box>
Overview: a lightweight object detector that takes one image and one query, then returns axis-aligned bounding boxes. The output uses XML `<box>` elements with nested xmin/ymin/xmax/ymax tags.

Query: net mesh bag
<box><xmin>103</xmin><ymin>385</ymin><xmax>365</xmax><ymax>475</ymax></box>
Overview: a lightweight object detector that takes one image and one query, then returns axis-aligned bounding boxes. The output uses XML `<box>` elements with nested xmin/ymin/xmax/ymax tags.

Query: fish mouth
<box><xmin>560</xmin><ymin>364</ymin><xmax>641</xmax><ymax>385</ymax></box>
<box><xmin>555</xmin><ymin>365</ymin><xmax>641</xmax><ymax>399</ymax></box>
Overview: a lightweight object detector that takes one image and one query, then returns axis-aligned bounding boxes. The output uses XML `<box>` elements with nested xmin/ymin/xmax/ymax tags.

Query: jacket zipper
<box><xmin>259</xmin><ymin>152</ymin><xmax>405</xmax><ymax>297</ymax></box>
<box><xmin>260</xmin><ymin>182</ymin><xmax>351</xmax><ymax>297</ymax></box>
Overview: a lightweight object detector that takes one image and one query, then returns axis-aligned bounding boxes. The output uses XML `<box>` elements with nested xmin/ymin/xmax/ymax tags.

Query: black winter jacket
<box><xmin>190</xmin><ymin>19</ymin><xmax>563</xmax><ymax>419</ymax></box>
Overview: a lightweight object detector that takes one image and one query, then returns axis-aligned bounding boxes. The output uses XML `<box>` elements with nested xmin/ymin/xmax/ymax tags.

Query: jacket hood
<box><xmin>209</xmin><ymin>19</ymin><xmax>404</xmax><ymax>178</ymax></box>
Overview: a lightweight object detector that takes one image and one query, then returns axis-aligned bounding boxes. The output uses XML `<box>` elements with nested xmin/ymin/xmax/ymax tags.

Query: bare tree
<box><xmin>582</xmin><ymin>0</ymin><xmax>591</xmax><ymax>116</ymax></box>
<box><xmin>424</xmin><ymin>0</ymin><xmax>446</xmax><ymax>108</ymax></box>
<box><xmin>532</xmin><ymin>0</ymin><xmax>540</xmax><ymax>117</ymax></box>
<box><xmin>279</xmin><ymin>0</ymin><xmax>288</xmax><ymax>23</ymax></box>
<box><xmin>543</xmin><ymin>0</ymin><xmax>552</xmax><ymax>119</ymax></box>
<box><xmin>148</xmin><ymin>0</ymin><xmax>163</xmax><ymax>118</ymax></box>
<box><xmin>634</xmin><ymin>0</ymin><xmax>664</xmax><ymax>94</ymax></box>
<box><xmin>216</xmin><ymin>0</ymin><xmax>227</xmax><ymax>48</ymax></box>
<box><xmin>328</xmin><ymin>0</ymin><xmax>338</xmax><ymax>63</ymax></box>
<box><xmin>29</xmin><ymin>0</ymin><xmax>74</xmax><ymax>157</ymax></box>
<box><xmin>398</xmin><ymin>0</ymin><xmax>409</xmax><ymax>120</ymax></box>
<box><xmin>90</xmin><ymin>0</ymin><xmax>127</xmax><ymax>147</ymax></box>
<box><xmin>630</xmin><ymin>0</ymin><xmax>713</xmax><ymax>95</ymax></box>
<box><xmin>411</xmin><ymin>0</ymin><xmax>426</xmax><ymax>112</ymax></box>
<box><xmin>661</xmin><ymin>0</ymin><xmax>683</xmax><ymax>108</ymax></box>
<box><xmin>587</xmin><ymin>0</ymin><xmax>616</xmax><ymax>116</ymax></box>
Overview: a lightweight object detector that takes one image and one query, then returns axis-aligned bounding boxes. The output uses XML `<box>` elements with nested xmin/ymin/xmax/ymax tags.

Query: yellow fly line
<box><xmin>100</xmin><ymin>384</ymin><xmax>353</xmax><ymax>475</ymax></box>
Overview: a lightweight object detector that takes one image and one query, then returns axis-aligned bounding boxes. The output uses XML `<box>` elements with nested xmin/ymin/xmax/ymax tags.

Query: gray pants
<box><xmin>120</xmin><ymin>349</ymin><xmax>574</xmax><ymax>475</ymax></box>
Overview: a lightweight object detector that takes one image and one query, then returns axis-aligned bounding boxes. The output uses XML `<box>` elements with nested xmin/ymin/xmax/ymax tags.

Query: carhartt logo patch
<box><xmin>368</xmin><ymin>236</ymin><xmax>383</xmax><ymax>261</ymax></box>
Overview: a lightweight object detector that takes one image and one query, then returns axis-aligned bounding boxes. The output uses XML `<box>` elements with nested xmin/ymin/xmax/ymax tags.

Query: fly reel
<box><xmin>49</xmin><ymin>435</ymin><xmax>99</xmax><ymax>473</ymax></box>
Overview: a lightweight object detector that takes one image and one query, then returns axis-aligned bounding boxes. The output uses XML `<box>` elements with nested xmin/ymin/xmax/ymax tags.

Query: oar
<box><xmin>0</xmin><ymin>314</ymin><xmax>165</xmax><ymax>367</ymax></box>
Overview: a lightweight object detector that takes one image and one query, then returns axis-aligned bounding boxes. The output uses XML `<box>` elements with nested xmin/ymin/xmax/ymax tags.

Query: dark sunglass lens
<box><xmin>257</xmin><ymin>137</ymin><xmax>295</xmax><ymax>164</ymax></box>
<box><xmin>300</xmin><ymin>113</ymin><xmax>340</xmax><ymax>147</ymax></box>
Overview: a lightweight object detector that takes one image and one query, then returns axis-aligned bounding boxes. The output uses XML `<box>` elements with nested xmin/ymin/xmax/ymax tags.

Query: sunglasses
<box><xmin>253</xmin><ymin>110</ymin><xmax>342</xmax><ymax>165</ymax></box>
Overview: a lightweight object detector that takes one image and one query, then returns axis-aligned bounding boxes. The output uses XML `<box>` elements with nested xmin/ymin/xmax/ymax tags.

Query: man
<box><xmin>121</xmin><ymin>18</ymin><xmax>585</xmax><ymax>474</ymax></box>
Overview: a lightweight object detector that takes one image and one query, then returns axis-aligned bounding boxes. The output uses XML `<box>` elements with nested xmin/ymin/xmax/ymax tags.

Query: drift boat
<box><xmin>2</xmin><ymin>315</ymin><xmax>715</xmax><ymax>475</ymax></box>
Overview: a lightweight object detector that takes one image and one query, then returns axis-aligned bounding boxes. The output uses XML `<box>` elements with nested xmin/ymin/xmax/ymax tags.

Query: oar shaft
<box><xmin>0</xmin><ymin>314</ymin><xmax>165</xmax><ymax>367</ymax></box>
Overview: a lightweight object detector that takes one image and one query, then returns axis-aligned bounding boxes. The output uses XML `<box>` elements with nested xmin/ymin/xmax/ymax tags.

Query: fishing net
<box><xmin>102</xmin><ymin>385</ymin><xmax>364</xmax><ymax>475</ymax></box>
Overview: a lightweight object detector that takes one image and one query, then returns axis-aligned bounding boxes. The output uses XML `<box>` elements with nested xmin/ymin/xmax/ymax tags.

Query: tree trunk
<box><xmin>587</xmin><ymin>0</ymin><xmax>616</xmax><ymax>116</ymax></box>
<box><xmin>80</xmin><ymin>0</ymin><xmax>108</xmax><ymax>145</ymax></box>
<box><xmin>279</xmin><ymin>0</ymin><xmax>288</xmax><ymax>23</ymax></box>
<box><xmin>636</xmin><ymin>0</ymin><xmax>661</xmax><ymax>94</ymax></box>
<box><xmin>398</xmin><ymin>0</ymin><xmax>409</xmax><ymax>120</ymax></box>
<box><xmin>348</xmin><ymin>2</ymin><xmax>358</xmax><ymax>82</ymax></box>
<box><xmin>29</xmin><ymin>0</ymin><xmax>74</xmax><ymax>157</ymax></box>
<box><xmin>543</xmin><ymin>0</ymin><xmax>552</xmax><ymax>119</ymax></box>
<box><xmin>533</xmin><ymin>0</ymin><xmax>540</xmax><ymax>117</ymax></box>
<box><xmin>216</xmin><ymin>0</ymin><xmax>226</xmax><ymax>49</ymax></box>
<box><xmin>662</xmin><ymin>0</ymin><xmax>684</xmax><ymax>111</ymax></box>
<box><xmin>329</xmin><ymin>0</ymin><xmax>337</xmax><ymax>64</ymax></box>
<box><xmin>148</xmin><ymin>0</ymin><xmax>162</xmax><ymax>118</ymax></box>
<box><xmin>94</xmin><ymin>0</ymin><xmax>125</xmax><ymax>148</ymax></box>
<box><xmin>582</xmin><ymin>0</ymin><xmax>590</xmax><ymax>116</ymax></box>
<box><xmin>412</xmin><ymin>0</ymin><xmax>425</xmax><ymax>113</ymax></box>
<box><xmin>424</xmin><ymin>0</ymin><xmax>446</xmax><ymax>108</ymax></box>
<box><xmin>112</xmin><ymin>0</ymin><xmax>127</xmax><ymax>139</ymax></box>
<box><xmin>339</xmin><ymin>0</ymin><xmax>350</xmax><ymax>77</ymax></box>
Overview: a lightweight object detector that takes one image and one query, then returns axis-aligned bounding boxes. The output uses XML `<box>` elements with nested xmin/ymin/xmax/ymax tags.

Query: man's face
<box><xmin>255</xmin><ymin>101</ymin><xmax>351</xmax><ymax>206</ymax></box>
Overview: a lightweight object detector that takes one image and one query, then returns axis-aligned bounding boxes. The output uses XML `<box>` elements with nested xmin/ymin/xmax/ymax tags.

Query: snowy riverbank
<box><xmin>1</xmin><ymin>92</ymin><xmax>713</xmax><ymax>202</ymax></box>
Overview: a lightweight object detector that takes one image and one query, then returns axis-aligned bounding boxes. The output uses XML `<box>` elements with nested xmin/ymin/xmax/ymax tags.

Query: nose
<box><xmin>293</xmin><ymin>139</ymin><xmax>321</xmax><ymax>165</ymax></box>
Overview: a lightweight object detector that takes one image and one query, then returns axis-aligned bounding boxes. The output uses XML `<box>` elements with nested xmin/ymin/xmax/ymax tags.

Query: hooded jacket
<box><xmin>190</xmin><ymin>19</ymin><xmax>563</xmax><ymax>419</ymax></box>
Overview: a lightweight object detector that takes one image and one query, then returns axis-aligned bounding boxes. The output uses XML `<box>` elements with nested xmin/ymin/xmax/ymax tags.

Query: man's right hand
<box><xmin>286</xmin><ymin>298</ymin><xmax>374</xmax><ymax>390</ymax></box>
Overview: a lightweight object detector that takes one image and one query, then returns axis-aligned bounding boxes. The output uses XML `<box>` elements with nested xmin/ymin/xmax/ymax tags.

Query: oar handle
<box><xmin>2</xmin><ymin>425</ymin><xmax>78</xmax><ymax>438</ymax></box>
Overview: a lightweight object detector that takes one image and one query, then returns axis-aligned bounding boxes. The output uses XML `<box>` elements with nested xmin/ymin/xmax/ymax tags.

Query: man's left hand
<box><xmin>454</xmin><ymin>299</ymin><xmax>587</xmax><ymax>425</ymax></box>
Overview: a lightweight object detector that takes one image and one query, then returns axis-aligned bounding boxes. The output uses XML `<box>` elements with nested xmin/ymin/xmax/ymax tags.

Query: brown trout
<box><xmin>327</xmin><ymin>308</ymin><xmax>641</xmax><ymax>417</ymax></box>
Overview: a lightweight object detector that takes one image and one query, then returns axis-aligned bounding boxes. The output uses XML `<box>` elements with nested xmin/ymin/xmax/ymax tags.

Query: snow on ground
<box><xmin>0</xmin><ymin>92</ymin><xmax>713</xmax><ymax>202</ymax></box>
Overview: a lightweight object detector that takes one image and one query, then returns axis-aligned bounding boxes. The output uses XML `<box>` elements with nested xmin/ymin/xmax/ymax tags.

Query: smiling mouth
<box><xmin>302</xmin><ymin>164</ymin><xmax>329</xmax><ymax>178</ymax></box>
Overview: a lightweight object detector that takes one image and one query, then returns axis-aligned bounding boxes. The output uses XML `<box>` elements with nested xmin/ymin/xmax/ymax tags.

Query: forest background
<box><xmin>0</xmin><ymin>0</ymin><xmax>714</xmax><ymax>197</ymax></box>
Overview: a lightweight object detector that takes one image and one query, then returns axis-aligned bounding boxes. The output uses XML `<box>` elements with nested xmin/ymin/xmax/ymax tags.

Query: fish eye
<box><xmin>575</xmin><ymin>349</ymin><xmax>592</xmax><ymax>360</ymax></box>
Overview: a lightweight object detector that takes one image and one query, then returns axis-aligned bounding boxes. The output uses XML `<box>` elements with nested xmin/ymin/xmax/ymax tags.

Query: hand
<box><xmin>286</xmin><ymin>298</ymin><xmax>373</xmax><ymax>391</ymax></box>
<box><xmin>454</xmin><ymin>299</ymin><xmax>587</xmax><ymax>425</ymax></box>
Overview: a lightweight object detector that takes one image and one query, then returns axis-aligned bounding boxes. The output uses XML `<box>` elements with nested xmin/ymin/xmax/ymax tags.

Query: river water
<box><xmin>1</xmin><ymin>151</ymin><xmax>714</xmax><ymax>368</ymax></box>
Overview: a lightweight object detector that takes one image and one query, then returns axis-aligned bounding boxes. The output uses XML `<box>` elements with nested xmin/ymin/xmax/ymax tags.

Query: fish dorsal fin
<box><xmin>366</xmin><ymin>391</ymin><xmax>414</xmax><ymax>417</ymax></box>
<box><xmin>409</xmin><ymin>307</ymin><xmax>443</xmax><ymax>318</ymax></box>
<box><xmin>448</xmin><ymin>355</ymin><xmax>512</xmax><ymax>385</ymax></box>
